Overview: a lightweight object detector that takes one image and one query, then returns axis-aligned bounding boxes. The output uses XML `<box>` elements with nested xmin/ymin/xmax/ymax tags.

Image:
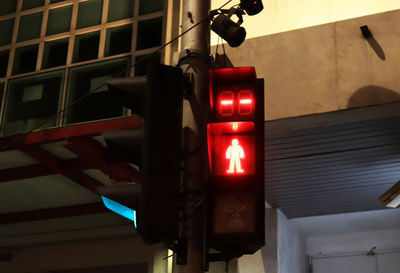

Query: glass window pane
<box><xmin>13</xmin><ymin>44</ymin><xmax>38</xmax><ymax>75</ymax></box>
<box><xmin>65</xmin><ymin>57</ymin><xmax>129</xmax><ymax>124</ymax></box>
<box><xmin>0</xmin><ymin>50</ymin><xmax>9</xmax><ymax>78</ymax></box>
<box><xmin>0</xmin><ymin>18</ymin><xmax>14</xmax><ymax>46</ymax></box>
<box><xmin>73</xmin><ymin>31</ymin><xmax>100</xmax><ymax>63</ymax></box>
<box><xmin>47</xmin><ymin>5</ymin><xmax>72</xmax><ymax>35</ymax></box>
<box><xmin>1</xmin><ymin>70</ymin><xmax>64</xmax><ymax>136</ymax></box>
<box><xmin>50</xmin><ymin>0</ymin><xmax>66</xmax><ymax>3</ymax></box>
<box><xmin>0</xmin><ymin>83</ymin><xmax>3</xmax><ymax>125</ymax></box>
<box><xmin>105</xmin><ymin>24</ymin><xmax>132</xmax><ymax>57</ymax></box>
<box><xmin>0</xmin><ymin>82</ymin><xmax>4</xmax><ymax>105</ymax></box>
<box><xmin>139</xmin><ymin>0</ymin><xmax>163</xmax><ymax>15</ymax></box>
<box><xmin>108</xmin><ymin>0</ymin><xmax>134</xmax><ymax>22</ymax></box>
<box><xmin>22</xmin><ymin>0</ymin><xmax>44</xmax><ymax>10</ymax></box>
<box><xmin>17</xmin><ymin>12</ymin><xmax>43</xmax><ymax>42</ymax></box>
<box><xmin>134</xmin><ymin>53</ymin><xmax>160</xmax><ymax>76</ymax></box>
<box><xmin>0</xmin><ymin>0</ymin><xmax>17</xmax><ymax>16</ymax></box>
<box><xmin>136</xmin><ymin>17</ymin><xmax>162</xmax><ymax>50</ymax></box>
<box><xmin>77</xmin><ymin>0</ymin><xmax>103</xmax><ymax>29</ymax></box>
<box><xmin>43</xmin><ymin>38</ymin><xmax>68</xmax><ymax>69</ymax></box>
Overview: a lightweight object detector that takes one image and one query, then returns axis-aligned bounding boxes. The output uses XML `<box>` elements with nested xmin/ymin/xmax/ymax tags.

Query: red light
<box><xmin>238</xmin><ymin>90</ymin><xmax>254</xmax><ymax>116</ymax></box>
<box><xmin>216</xmin><ymin>90</ymin><xmax>255</xmax><ymax>118</ymax></box>
<box><xmin>226</xmin><ymin>138</ymin><xmax>245</xmax><ymax>174</ymax></box>
<box><xmin>211</xmin><ymin>134</ymin><xmax>255</xmax><ymax>176</ymax></box>
<box><xmin>232</xmin><ymin>122</ymin><xmax>238</xmax><ymax>130</ymax></box>
<box><xmin>218</xmin><ymin>91</ymin><xmax>234</xmax><ymax>116</ymax></box>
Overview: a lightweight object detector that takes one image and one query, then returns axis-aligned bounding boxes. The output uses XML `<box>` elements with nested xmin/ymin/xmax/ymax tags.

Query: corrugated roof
<box><xmin>265</xmin><ymin>115</ymin><xmax>400</xmax><ymax>218</ymax></box>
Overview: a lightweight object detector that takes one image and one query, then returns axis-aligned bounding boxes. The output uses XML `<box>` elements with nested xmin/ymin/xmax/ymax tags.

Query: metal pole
<box><xmin>176</xmin><ymin>0</ymin><xmax>210</xmax><ymax>272</ymax></box>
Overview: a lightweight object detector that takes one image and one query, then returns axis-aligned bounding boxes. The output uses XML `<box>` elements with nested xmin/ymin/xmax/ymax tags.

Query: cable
<box><xmin>0</xmin><ymin>0</ymin><xmax>237</xmax><ymax>152</ymax></box>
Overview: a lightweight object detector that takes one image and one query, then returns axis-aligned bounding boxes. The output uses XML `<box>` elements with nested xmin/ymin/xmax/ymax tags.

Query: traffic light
<box><xmin>240</xmin><ymin>0</ymin><xmax>264</xmax><ymax>16</ymax></box>
<box><xmin>207</xmin><ymin>67</ymin><xmax>264</xmax><ymax>258</ymax></box>
<box><xmin>102</xmin><ymin>62</ymin><xmax>184</xmax><ymax>249</ymax></box>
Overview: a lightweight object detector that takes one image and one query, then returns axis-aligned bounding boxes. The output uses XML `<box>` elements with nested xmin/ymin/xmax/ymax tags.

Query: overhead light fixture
<box><xmin>380</xmin><ymin>180</ymin><xmax>400</xmax><ymax>208</ymax></box>
<box><xmin>210</xmin><ymin>7</ymin><xmax>246</xmax><ymax>47</ymax></box>
<box><xmin>240</xmin><ymin>0</ymin><xmax>264</xmax><ymax>16</ymax></box>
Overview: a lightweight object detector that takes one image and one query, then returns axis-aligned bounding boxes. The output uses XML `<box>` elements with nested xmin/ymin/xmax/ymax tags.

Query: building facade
<box><xmin>1</xmin><ymin>0</ymin><xmax>400</xmax><ymax>273</ymax></box>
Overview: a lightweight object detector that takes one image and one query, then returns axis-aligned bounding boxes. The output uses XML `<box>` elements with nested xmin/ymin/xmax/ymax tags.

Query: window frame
<box><xmin>0</xmin><ymin>0</ymin><xmax>171</xmax><ymax>135</ymax></box>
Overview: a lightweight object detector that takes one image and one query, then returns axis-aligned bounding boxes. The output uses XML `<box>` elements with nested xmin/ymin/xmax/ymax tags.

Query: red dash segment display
<box><xmin>217</xmin><ymin>91</ymin><xmax>234</xmax><ymax>116</ymax></box>
<box><xmin>238</xmin><ymin>90</ymin><xmax>254</xmax><ymax>116</ymax></box>
<box><xmin>216</xmin><ymin>90</ymin><xmax>255</xmax><ymax>119</ymax></box>
<box><xmin>210</xmin><ymin>67</ymin><xmax>258</xmax><ymax>122</ymax></box>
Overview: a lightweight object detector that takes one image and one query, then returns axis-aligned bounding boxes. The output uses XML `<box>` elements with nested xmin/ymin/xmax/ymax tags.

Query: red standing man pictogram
<box><xmin>226</xmin><ymin>138</ymin><xmax>245</xmax><ymax>174</ymax></box>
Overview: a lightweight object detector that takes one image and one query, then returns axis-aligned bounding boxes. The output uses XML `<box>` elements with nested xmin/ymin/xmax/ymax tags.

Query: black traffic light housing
<box><xmin>210</xmin><ymin>7</ymin><xmax>246</xmax><ymax>48</ymax></box>
<box><xmin>206</xmin><ymin>67</ymin><xmax>265</xmax><ymax>259</ymax></box>
<box><xmin>104</xmin><ymin>63</ymin><xmax>184</xmax><ymax>249</ymax></box>
<box><xmin>240</xmin><ymin>0</ymin><xmax>264</xmax><ymax>16</ymax></box>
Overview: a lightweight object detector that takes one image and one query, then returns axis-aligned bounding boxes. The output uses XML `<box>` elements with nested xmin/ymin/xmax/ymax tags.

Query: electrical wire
<box><xmin>0</xmin><ymin>0</ymin><xmax>237</xmax><ymax>152</ymax></box>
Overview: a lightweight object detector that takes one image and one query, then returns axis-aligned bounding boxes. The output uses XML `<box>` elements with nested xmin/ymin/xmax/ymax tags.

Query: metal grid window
<box><xmin>0</xmin><ymin>0</ymin><xmax>166</xmax><ymax>136</ymax></box>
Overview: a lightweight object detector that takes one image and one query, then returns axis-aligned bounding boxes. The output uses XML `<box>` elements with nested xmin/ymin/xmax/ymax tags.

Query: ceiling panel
<box><xmin>265</xmin><ymin>115</ymin><xmax>400</xmax><ymax>218</ymax></box>
<box><xmin>0</xmin><ymin>175</ymin><xmax>100</xmax><ymax>214</ymax></box>
<box><xmin>0</xmin><ymin>213</ymin><xmax>129</xmax><ymax>237</ymax></box>
<box><xmin>0</xmin><ymin>149</ymin><xmax>39</xmax><ymax>170</ymax></box>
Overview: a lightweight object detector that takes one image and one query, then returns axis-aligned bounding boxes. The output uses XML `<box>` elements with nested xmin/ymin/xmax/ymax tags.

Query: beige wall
<box><xmin>214</xmin><ymin>9</ymin><xmax>400</xmax><ymax>120</ymax></box>
<box><xmin>211</xmin><ymin>0</ymin><xmax>400</xmax><ymax>43</ymax></box>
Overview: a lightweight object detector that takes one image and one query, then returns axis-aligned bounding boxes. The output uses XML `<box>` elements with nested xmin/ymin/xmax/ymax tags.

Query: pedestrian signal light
<box><xmin>208</xmin><ymin>121</ymin><xmax>255</xmax><ymax>176</ymax></box>
<box><xmin>207</xmin><ymin>67</ymin><xmax>264</xmax><ymax>257</ymax></box>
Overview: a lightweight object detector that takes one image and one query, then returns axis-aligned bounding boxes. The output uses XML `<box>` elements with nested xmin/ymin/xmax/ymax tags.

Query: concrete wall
<box><xmin>238</xmin><ymin>209</ymin><xmax>306</xmax><ymax>273</ymax></box>
<box><xmin>307</xmin><ymin>228</ymin><xmax>400</xmax><ymax>257</ymax></box>
<box><xmin>0</xmin><ymin>226</ymin><xmax>167</xmax><ymax>273</ymax></box>
<box><xmin>277</xmin><ymin>211</ymin><xmax>307</xmax><ymax>273</ymax></box>
<box><xmin>237</xmin><ymin>209</ymin><xmax>278</xmax><ymax>273</ymax></box>
<box><xmin>215</xmin><ymin>9</ymin><xmax>400</xmax><ymax>121</ymax></box>
<box><xmin>211</xmin><ymin>0</ymin><xmax>400</xmax><ymax>42</ymax></box>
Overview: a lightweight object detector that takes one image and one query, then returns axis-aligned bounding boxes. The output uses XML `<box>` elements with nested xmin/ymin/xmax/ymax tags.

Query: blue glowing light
<box><xmin>101</xmin><ymin>196</ymin><xmax>137</xmax><ymax>228</ymax></box>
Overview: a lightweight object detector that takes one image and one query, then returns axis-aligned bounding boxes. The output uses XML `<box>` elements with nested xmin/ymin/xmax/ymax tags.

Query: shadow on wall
<box><xmin>347</xmin><ymin>85</ymin><xmax>400</xmax><ymax>108</ymax></box>
<box><xmin>360</xmin><ymin>25</ymin><xmax>386</xmax><ymax>61</ymax></box>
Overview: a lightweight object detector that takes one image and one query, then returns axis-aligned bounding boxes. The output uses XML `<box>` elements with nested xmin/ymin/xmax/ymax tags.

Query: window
<box><xmin>0</xmin><ymin>51</ymin><xmax>9</xmax><ymax>78</ymax></box>
<box><xmin>73</xmin><ymin>31</ymin><xmax>100</xmax><ymax>63</ymax></box>
<box><xmin>42</xmin><ymin>38</ymin><xmax>69</xmax><ymax>69</ymax></box>
<box><xmin>13</xmin><ymin>44</ymin><xmax>38</xmax><ymax>75</ymax></box>
<box><xmin>108</xmin><ymin>0</ymin><xmax>134</xmax><ymax>22</ymax></box>
<box><xmin>77</xmin><ymin>0</ymin><xmax>103</xmax><ymax>29</ymax></box>
<box><xmin>1</xmin><ymin>70</ymin><xmax>64</xmax><ymax>136</ymax></box>
<box><xmin>22</xmin><ymin>0</ymin><xmax>44</xmax><ymax>10</ymax></box>
<box><xmin>136</xmin><ymin>17</ymin><xmax>163</xmax><ymax>50</ymax></box>
<box><xmin>0</xmin><ymin>83</ymin><xmax>4</xmax><ymax>110</ymax></box>
<box><xmin>0</xmin><ymin>0</ymin><xmax>17</xmax><ymax>16</ymax></box>
<box><xmin>47</xmin><ymin>5</ymin><xmax>73</xmax><ymax>35</ymax></box>
<box><xmin>105</xmin><ymin>24</ymin><xmax>133</xmax><ymax>57</ymax></box>
<box><xmin>65</xmin><ymin>58</ymin><xmax>130</xmax><ymax>124</ymax></box>
<box><xmin>0</xmin><ymin>18</ymin><xmax>15</xmax><ymax>46</ymax></box>
<box><xmin>139</xmin><ymin>0</ymin><xmax>163</xmax><ymax>15</ymax></box>
<box><xmin>0</xmin><ymin>0</ymin><xmax>167</xmax><ymax>136</ymax></box>
<box><xmin>17</xmin><ymin>12</ymin><xmax>43</xmax><ymax>42</ymax></box>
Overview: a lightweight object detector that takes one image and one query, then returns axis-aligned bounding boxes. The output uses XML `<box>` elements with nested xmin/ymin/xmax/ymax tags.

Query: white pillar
<box><xmin>237</xmin><ymin>209</ymin><xmax>278</xmax><ymax>273</ymax></box>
